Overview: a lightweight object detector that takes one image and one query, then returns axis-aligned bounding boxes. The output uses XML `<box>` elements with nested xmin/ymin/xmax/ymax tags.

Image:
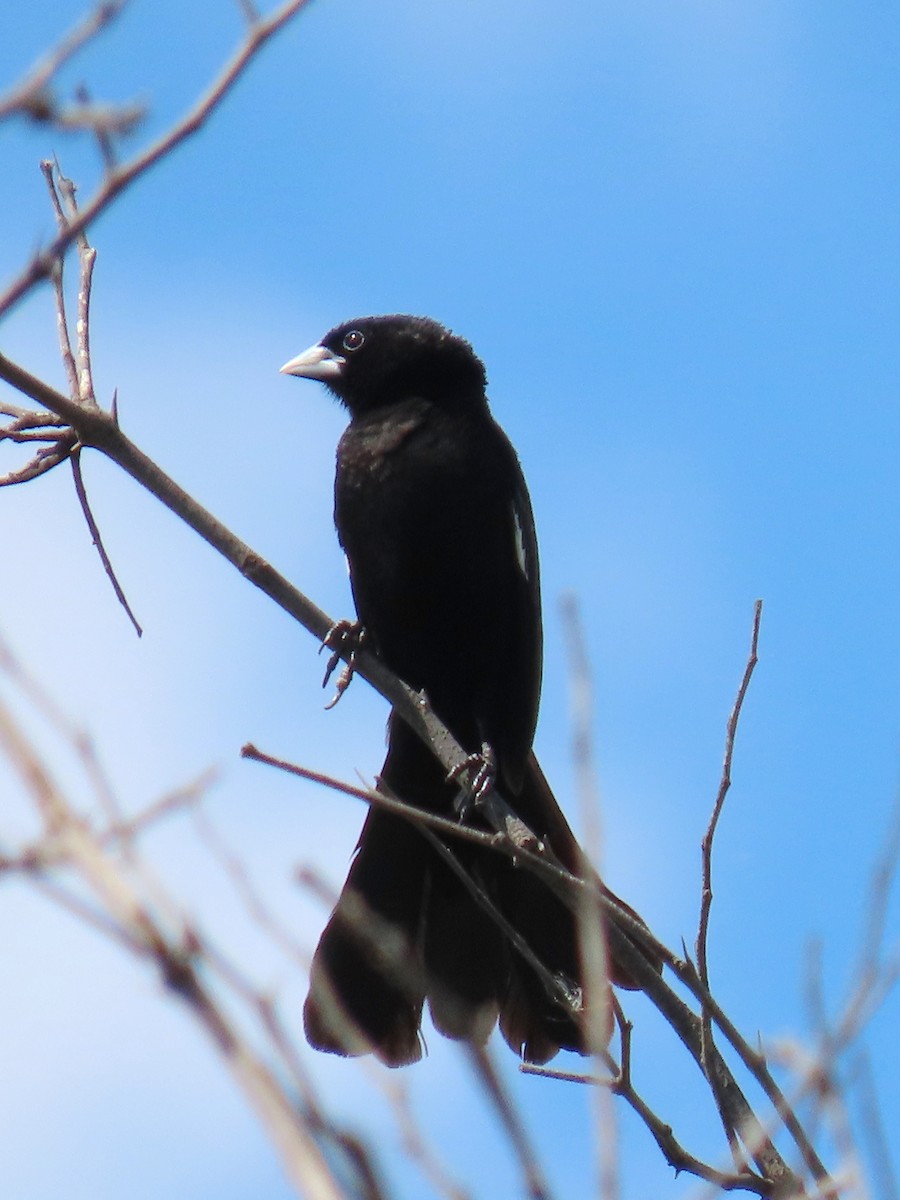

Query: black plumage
<box><xmin>281</xmin><ymin>314</ymin><xmax>656</xmax><ymax>1066</ymax></box>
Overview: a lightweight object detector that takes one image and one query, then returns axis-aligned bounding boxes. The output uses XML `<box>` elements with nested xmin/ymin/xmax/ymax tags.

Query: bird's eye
<box><xmin>342</xmin><ymin>330</ymin><xmax>365</xmax><ymax>352</ymax></box>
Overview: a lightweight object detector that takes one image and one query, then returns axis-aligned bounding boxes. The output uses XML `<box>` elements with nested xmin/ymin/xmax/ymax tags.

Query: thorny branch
<box><xmin>3</xmin><ymin>158</ymin><xmax>142</xmax><ymax>630</ymax></box>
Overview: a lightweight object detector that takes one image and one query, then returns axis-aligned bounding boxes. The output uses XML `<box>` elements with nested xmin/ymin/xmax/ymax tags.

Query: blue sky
<box><xmin>2</xmin><ymin>1</ymin><xmax>899</xmax><ymax>1197</ymax></box>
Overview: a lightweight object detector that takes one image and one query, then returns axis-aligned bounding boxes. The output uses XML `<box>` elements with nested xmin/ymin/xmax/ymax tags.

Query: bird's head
<box><xmin>280</xmin><ymin>314</ymin><xmax>487</xmax><ymax>416</ymax></box>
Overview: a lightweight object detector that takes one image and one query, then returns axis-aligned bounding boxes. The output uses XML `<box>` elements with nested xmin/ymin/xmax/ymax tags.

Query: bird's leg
<box><xmin>448</xmin><ymin>742</ymin><xmax>497</xmax><ymax>819</ymax></box>
<box><xmin>320</xmin><ymin>619</ymin><xmax>366</xmax><ymax>709</ymax></box>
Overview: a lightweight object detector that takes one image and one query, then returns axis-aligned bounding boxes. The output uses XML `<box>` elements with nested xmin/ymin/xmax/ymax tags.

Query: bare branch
<box><xmin>40</xmin><ymin>160</ymin><xmax>80</xmax><ymax>395</ymax></box>
<box><xmin>853</xmin><ymin>1052</ymin><xmax>899</xmax><ymax>1200</ymax></box>
<box><xmin>0</xmin><ymin>398</ymin><xmax>73</xmax><ymax>483</ymax></box>
<box><xmin>0</xmin><ymin>400</ymin><xmax>65</xmax><ymax>427</ymax></box>
<box><xmin>694</xmin><ymin>600</ymin><xmax>763</xmax><ymax>1169</ymax></box>
<box><xmin>0</xmin><ymin>429</ymin><xmax>77</xmax><ymax>484</ymax></box>
<box><xmin>246</xmin><ymin>744</ymin><xmax>506</xmax><ymax>852</ymax></box>
<box><xmin>71</xmin><ymin>447</ymin><xmax>143</xmax><ymax>635</ymax></box>
<box><xmin>0</xmin><ymin>0</ymin><xmax>315</xmax><ymax>321</ymax></box>
<box><xmin>0</xmin><ymin>686</ymin><xmax>357</xmax><ymax>1200</ymax></box>
<box><xmin>55</xmin><ymin>168</ymin><xmax>99</xmax><ymax>406</ymax></box>
<box><xmin>697</xmin><ymin>599</ymin><xmax>763</xmax><ymax>992</ymax></box>
<box><xmin>0</xmin><ymin>0</ymin><xmax>127</xmax><ymax>122</ymax></box>
<box><xmin>857</xmin><ymin>793</ymin><xmax>900</xmax><ymax>988</ymax></box>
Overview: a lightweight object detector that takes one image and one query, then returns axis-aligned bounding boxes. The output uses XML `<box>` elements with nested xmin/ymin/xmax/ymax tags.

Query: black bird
<box><xmin>282</xmin><ymin>315</ymin><xmax>656</xmax><ymax>1066</ymax></box>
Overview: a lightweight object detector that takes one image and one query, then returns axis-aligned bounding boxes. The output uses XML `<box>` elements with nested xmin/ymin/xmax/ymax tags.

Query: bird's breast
<box><xmin>336</xmin><ymin>410</ymin><xmax>425</xmax><ymax>486</ymax></box>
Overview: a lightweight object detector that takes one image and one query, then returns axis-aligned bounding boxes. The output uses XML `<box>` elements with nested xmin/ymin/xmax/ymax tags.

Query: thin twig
<box><xmin>677</xmin><ymin>950</ymin><xmax>829</xmax><ymax>1187</ymax></box>
<box><xmin>56</xmin><ymin>169</ymin><xmax>99</xmax><ymax>406</ymax></box>
<box><xmin>697</xmin><ymin>599</ymin><xmax>763</xmax><ymax>990</ymax></box>
<box><xmin>769</xmin><ymin>1041</ymin><xmax>858</xmax><ymax>1200</ymax></box>
<box><xmin>615</xmin><ymin>1044</ymin><xmax>770</xmax><ymax>1198</ymax></box>
<box><xmin>102</xmin><ymin>769</ymin><xmax>217</xmax><ymax>844</ymax></box>
<box><xmin>0</xmin><ymin>432</ymin><xmax>77</xmax><ymax>484</ymax></box>
<box><xmin>0</xmin><ymin>394</ymin><xmax>74</xmax><ymax>484</ymax></box>
<box><xmin>0</xmin><ymin>401</ymin><xmax>66</xmax><ymax>427</ymax></box>
<box><xmin>695</xmin><ymin>601</ymin><xmax>762</xmax><ymax>1165</ymax></box>
<box><xmin>1</xmin><ymin>424</ymin><xmax>67</xmax><ymax>443</ymax></box>
<box><xmin>40</xmin><ymin>160</ymin><xmax>80</xmax><ymax>395</ymax></box>
<box><xmin>70</xmin><ymin>447</ymin><xmax>142</xmax><ymax>635</ymax></box>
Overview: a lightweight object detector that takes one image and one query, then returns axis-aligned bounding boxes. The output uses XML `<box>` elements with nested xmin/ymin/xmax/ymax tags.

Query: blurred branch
<box><xmin>559</xmin><ymin>593</ymin><xmax>618</xmax><ymax>1200</ymax></box>
<box><xmin>0</xmin><ymin>650</ymin><xmax>379</xmax><ymax>1200</ymax></box>
<box><xmin>468</xmin><ymin>1045</ymin><xmax>553</xmax><ymax>1200</ymax></box>
<box><xmin>0</xmin><ymin>0</ymin><xmax>127</xmax><ymax>124</ymax></box>
<box><xmin>379</xmin><ymin>1077</ymin><xmax>471</xmax><ymax>1200</ymax></box>
<box><xmin>191</xmin><ymin>799</ymin><xmax>312</xmax><ymax>969</ymax></box>
<box><xmin>0</xmin><ymin>699</ymin><xmax>351</xmax><ymax>1198</ymax></box>
<box><xmin>0</xmin><ymin>0</ymin><xmax>314</xmax><ymax>322</ymax></box>
<box><xmin>853</xmin><ymin>1052</ymin><xmax>898</xmax><ymax>1200</ymax></box>
<box><xmin>855</xmin><ymin>794</ymin><xmax>900</xmax><ymax>1009</ymax></box>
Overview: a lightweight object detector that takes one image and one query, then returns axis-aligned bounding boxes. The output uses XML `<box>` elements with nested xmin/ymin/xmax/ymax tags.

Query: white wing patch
<box><xmin>512</xmin><ymin>501</ymin><xmax>529</xmax><ymax>580</ymax></box>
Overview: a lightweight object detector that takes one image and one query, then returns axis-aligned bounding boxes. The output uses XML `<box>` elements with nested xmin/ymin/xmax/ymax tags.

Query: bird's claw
<box><xmin>449</xmin><ymin>742</ymin><xmax>497</xmax><ymax>819</ymax></box>
<box><xmin>320</xmin><ymin>620</ymin><xmax>366</xmax><ymax>709</ymax></box>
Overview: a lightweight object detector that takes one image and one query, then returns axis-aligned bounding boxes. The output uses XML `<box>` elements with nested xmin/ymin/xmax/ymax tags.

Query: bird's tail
<box><xmin>303</xmin><ymin>722</ymin><xmax>509</xmax><ymax>1067</ymax></box>
<box><xmin>303</xmin><ymin>722</ymin><xmax>661</xmax><ymax>1068</ymax></box>
<box><xmin>303</xmin><ymin>801</ymin><xmax>430</xmax><ymax>1066</ymax></box>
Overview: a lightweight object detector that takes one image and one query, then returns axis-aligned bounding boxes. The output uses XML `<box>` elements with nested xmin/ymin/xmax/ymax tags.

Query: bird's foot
<box><xmin>449</xmin><ymin>742</ymin><xmax>497</xmax><ymax>818</ymax></box>
<box><xmin>320</xmin><ymin>619</ymin><xmax>366</xmax><ymax>709</ymax></box>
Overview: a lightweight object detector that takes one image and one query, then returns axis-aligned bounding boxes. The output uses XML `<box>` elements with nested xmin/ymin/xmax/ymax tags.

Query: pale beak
<box><xmin>279</xmin><ymin>342</ymin><xmax>346</xmax><ymax>381</ymax></box>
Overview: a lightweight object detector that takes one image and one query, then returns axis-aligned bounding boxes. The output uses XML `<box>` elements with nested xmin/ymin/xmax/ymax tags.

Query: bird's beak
<box><xmin>279</xmin><ymin>342</ymin><xmax>346</xmax><ymax>381</ymax></box>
